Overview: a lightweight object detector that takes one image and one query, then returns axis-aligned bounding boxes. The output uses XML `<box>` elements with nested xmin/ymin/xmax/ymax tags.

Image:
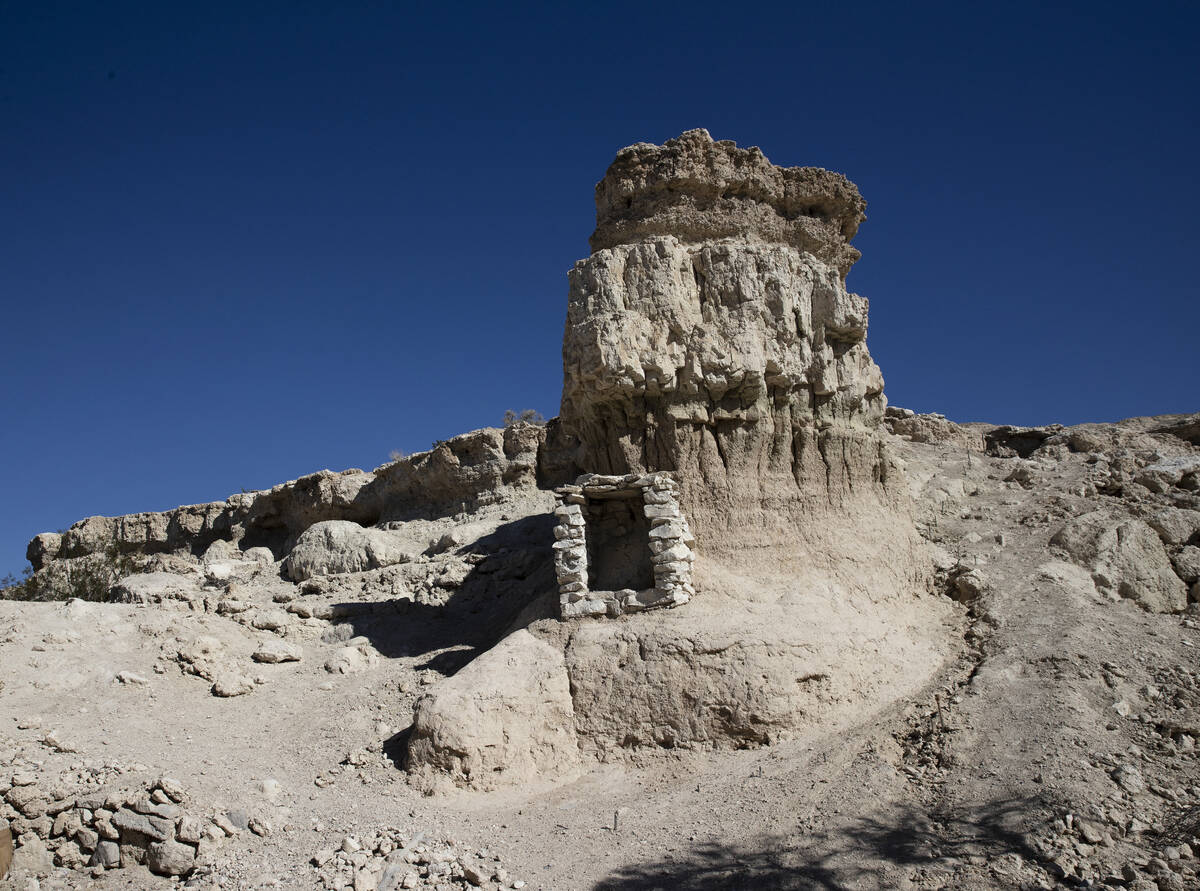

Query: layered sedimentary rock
<box><xmin>560</xmin><ymin>128</ymin><xmax>905</xmax><ymax>557</ymax></box>
<box><xmin>25</xmin><ymin>424</ymin><xmax>553</xmax><ymax>586</ymax></box>
<box><xmin>407</xmin><ymin>131</ymin><xmax>949</xmax><ymax>787</ymax></box>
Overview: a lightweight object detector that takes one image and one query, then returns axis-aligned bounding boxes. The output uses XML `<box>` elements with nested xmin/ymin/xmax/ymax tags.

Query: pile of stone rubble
<box><xmin>310</xmin><ymin>827</ymin><xmax>524</xmax><ymax>891</ymax></box>
<box><xmin>1</xmin><ymin>766</ymin><xmax>266</xmax><ymax>880</ymax></box>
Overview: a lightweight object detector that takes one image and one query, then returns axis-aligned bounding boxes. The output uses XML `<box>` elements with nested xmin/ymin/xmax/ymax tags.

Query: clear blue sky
<box><xmin>2</xmin><ymin>1</ymin><xmax>1197</xmax><ymax>577</ymax></box>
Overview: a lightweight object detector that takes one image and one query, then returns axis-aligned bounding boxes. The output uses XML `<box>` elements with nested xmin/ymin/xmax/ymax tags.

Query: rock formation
<box><xmin>559</xmin><ymin>129</ymin><xmax>904</xmax><ymax>563</ymax></box>
<box><xmin>7</xmin><ymin>130</ymin><xmax>1200</xmax><ymax>891</ymax></box>
<box><xmin>407</xmin><ymin>130</ymin><xmax>949</xmax><ymax>780</ymax></box>
<box><xmin>12</xmin><ymin>131</ymin><xmax>950</xmax><ymax>798</ymax></box>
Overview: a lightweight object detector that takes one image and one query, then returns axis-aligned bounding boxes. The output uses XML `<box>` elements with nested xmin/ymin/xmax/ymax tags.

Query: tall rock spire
<box><xmin>560</xmin><ymin>129</ymin><xmax>899</xmax><ymax>554</ymax></box>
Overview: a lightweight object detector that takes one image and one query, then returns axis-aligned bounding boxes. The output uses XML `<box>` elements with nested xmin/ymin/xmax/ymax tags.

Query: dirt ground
<box><xmin>4</xmin><ymin>412</ymin><xmax>1200</xmax><ymax>891</ymax></box>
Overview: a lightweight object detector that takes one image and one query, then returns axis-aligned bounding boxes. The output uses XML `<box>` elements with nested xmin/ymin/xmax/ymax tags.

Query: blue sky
<box><xmin>2</xmin><ymin>1</ymin><xmax>1197</xmax><ymax>577</ymax></box>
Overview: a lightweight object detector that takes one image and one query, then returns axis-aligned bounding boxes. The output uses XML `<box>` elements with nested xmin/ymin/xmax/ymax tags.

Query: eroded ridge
<box><xmin>590</xmin><ymin>127</ymin><xmax>866</xmax><ymax>277</ymax></box>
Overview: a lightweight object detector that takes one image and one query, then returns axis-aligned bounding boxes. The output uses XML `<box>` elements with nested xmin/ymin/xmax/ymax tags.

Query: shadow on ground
<box><xmin>328</xmin><ymin>513</ymin><xmax>558</xmax><ymax>675</ymax></box>
<box><xmin>594</xmin><ymin>797</ymin><xmax>1050</xmax><ymax>890</ymax></box>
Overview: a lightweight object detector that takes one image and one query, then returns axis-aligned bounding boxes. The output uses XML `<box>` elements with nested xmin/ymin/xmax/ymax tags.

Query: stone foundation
<box><xmin>553</xmin><ymin>472</ymin><xmax>696</xmax><ymax>618</ymax></box>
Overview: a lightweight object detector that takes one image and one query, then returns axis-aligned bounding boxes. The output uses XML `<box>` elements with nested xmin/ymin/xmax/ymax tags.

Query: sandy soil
<box><xmin>4</xmin><ymin>414</ymin><xmax>1200</xmax><ymax>891</ymax></box>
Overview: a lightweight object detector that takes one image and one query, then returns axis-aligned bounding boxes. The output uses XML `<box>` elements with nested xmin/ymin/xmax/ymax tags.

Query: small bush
<box><xmin>503</xmin><ymin>409</ymin><xmax>546</xmax><ymax>427</ymax></box>
<box><xmin>0</xmin><ymin>544</ymin><xmax>142</xmax><ymax>602</ymax></box>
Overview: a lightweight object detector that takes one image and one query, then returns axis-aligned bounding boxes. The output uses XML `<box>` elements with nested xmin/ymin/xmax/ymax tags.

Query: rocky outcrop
<box><xmin>405</xmin><ymin>630</ymin><xmax>580</xmax><ymax>792</ymax></box>
<box><xmin>1051</xmin><ymin>511</ymin><xmax>1188</xmax><ymax>613</ymax></box>
<box><xmin>559</xmin><ymin>129</ymin><xmax>913</xmax><ymax>560</ymax></box>
<box><xmin>589</xmin><ymin>130</ymin><xmax>866</xmax><ymax>277</ymax></box>
<box><xmin>885</xmin><ymin>407</ymin><xmax>987</xmax><ymax>451</ymax></box>
<box><xmin>283</xmin><ymin>520</ymin><xmax>415</xmax><ymax>581</ymax></box>
<box><xmin>23</xmin><ymin>424</ymin><xmax>554</xmax><ymax>593</ymax></box>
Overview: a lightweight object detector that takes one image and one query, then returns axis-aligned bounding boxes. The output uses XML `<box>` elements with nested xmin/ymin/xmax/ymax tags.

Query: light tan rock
<box><xmin>252</xmin><ymin>640</ymin><xmax>302</xmax><ymax>663</ymax></box>
<box><xmin>112</xmin><ymin>571</ymin><xmax>202</xmax><ymax>604</ymax></box>
<box><xmin>324</xmin><ymin>646</ymin><xmax>378</xmax><ymax>675</ymax></box>
<box><xmin>558</xmin><ymin>129</ymin><xmax>920</xmax><ymax>573</ymax></box>
<box><xmin>1174</xmin><ymin>546</ymin><xmax>1200</xmax><ymax>583</ymax></box>
<box><xmin>1148</xmin><ymin>508</ymin><xmax>1200</xmax><ymax>547</ymax></box>
<box><xmin>406</xmin><ymin>630</ymin><xmax>580</xmax><ymax>791</ymax></box>
<box><xmin>284</xmin><ymin>521</ymin><xmax>415</xmax><ymax>581</ymax></box>
<box><xmin>1051</xmin><ymin>511</ymin><xmax>1188</xmax><ymax>612</ymax></box>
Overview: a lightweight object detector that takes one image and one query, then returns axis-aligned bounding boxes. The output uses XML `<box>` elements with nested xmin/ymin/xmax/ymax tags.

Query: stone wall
<box><xmin>552</xmin><ymin>472</ymin><xmax>695</xmax><ymax>618</ymax></box>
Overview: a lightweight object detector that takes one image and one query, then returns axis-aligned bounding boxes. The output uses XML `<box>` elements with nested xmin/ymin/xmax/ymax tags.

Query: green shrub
<box><xmin>503</xmin><ymin>409</ymin><xmax>546</xmax><ymax>427</ymax></box>
<box><xmin>0</xmin><ymin>544</ymin><xmax>142</xmax><ymax>602</ymax></box>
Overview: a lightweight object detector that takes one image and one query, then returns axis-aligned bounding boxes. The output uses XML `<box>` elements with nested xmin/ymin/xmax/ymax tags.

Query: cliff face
<box><xmin>560</xmin><ymin>128</ymin><xmax>903</xmax><ymax>558</ymax></box>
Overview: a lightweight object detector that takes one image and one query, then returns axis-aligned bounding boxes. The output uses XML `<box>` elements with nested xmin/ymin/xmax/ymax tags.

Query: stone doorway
<box><xmin>585</xmin><ymin>492</ymin><xmax>653</xmax><ymax>592</ymax></box>
<box><xmin>552</xmin><ymin>472</ymin><xmax>696</xmax><ymax>619</ymax></box>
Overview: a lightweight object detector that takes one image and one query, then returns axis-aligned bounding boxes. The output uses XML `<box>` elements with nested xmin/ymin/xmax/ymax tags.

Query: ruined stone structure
<box><xmin>552</xmin><ymin>471</ymin><xmax>695</xmax><ymax>618</ymax></box>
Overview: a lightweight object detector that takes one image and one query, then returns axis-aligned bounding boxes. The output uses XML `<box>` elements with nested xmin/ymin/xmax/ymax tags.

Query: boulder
<box><xmin>1147</xmin><ymin>508</ymin><xmax>1200</xmax><ymax>547</ymax></box>
<box><xmin>1136</xmin><ymin>456</ymin><xmax>1200</xmax><ymax>493</ymax></box>
<box><xmin>211</xmin><ymin>672</ymin><xmax>256</xmax><ymax>697</ymax></box>
<box><xmin>147</xmin><ymin>838</ymin><xmax>196</xmax><ymax>876</ymax></box>
<box><xmin>1172</xmin><ymin>546</ymin><xmax>1200</xmax><ymax>584</ymax></box>
<box><xmin>406</xmin><ymin>630</ymin><xmax>580</xmax><ymax>790</ymax></box>
<box><xmin>1051</xmin><ymin>511</ymin><xmax>1188</xmax><ymax>612</ymax></box>
<box><xmin>112</xmin><ymin>571</ymin><xmax>202</xmax><ymax>604</ymax></box>
<box><xmin>11</xmin><ymin>835</ymin><xmax>53</xmax><ymax>877</ymax></box>
<box><xmin>284</xmin><ymin>521</ymin><xmax>414</xmax><ymax>581</ymax></box>
<box><xmin>324</xmin><ymin>646</ymin><xmax>378</xmax><ymax>675</ymax></box>
<box><xmin>253</xmin><ymin>640</ymin><xmax>302</xmax><ymax>663</ymax></box>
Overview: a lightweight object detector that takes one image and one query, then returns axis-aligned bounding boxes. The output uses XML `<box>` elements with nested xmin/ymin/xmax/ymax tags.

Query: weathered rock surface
<box><xmin>23</xmin><ymin>425</ymin><xmax>555</xmax><ymax>592</ymax></box>
<box><xmin>589</xmin><ymin>128</ymin><xmax>866</xmax><ymax>276</ymax></box>
<box><xmin>885</xmin><ymin>406</ymin><xmax>987</xmax><ymax>450</ymax></box>
<box><xmin>559</xmin><ymin>129</ymin><xmax>915</xmax><ymax>567</ymax></box>
<box><xmin>284</xmin><ymin>520</ymin><xmax>414</xmax><ymax>581</ymax></box>
<box><xmin>112</xmin><ymin>571</ymin><xmax>203</xmax><ymax>604</ymax></box>
<box><xmin>405</xmin><ymin>630</ymin><xmax>580</xmax><ymax>791</ymax></box>
<box><xmin>1051</xmin><ymin>511</ymin><xmax>1188</xmax><ymax>612</ymax></box>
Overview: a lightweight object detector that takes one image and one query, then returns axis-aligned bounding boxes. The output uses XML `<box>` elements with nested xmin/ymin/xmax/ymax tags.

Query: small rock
<box><xmin>253</xmin><ymin>641</ymin><xmax>302</xmax><ymax>664</ymax></box>
<box><xmin>259</xmin><ymin>778</ymin><xmax>281</xmax><ymax>801</ymax></box>
<box><xmin>211</xmin><ymin>672</ymin><xmax>255</xmax><ymax>697</ymax></box>
<box><xmin>177</xmin><ymin>816</ymin><xmax>204</xmax><ymax>845</ymax></box>
<box><xmin>116</xmin><ymin>671</ymin><xmax>150</xmax><ymax>685</ymax></box>
<box><xmin>42</xmin><ymin>729</ymin><xmax>79</xmax><ymax>753</ymax></box>
<box><xmin>147</xmin><ymin>838</ymin><xmax>196</xmax><ymax>876</ymax></box>
<box><xmin>75</xmin><ymin>827</ymin><xmax>98</xmax><ymax>852</ymax></box>
<box><xmin>1078</xmin><ymin>820</ymin><xmax>1106</xmax><ymax>844</ymax></box>
<box><xmin>1115</xmin><ymin>764</ymin><xmax>1146</xmax><ymax>793</ymax></box>
<box><xmin>462</xmin><ymin>862</ymin><xmax>487</xmax><ymax>886</ymax></box>
<box><xmin>156</xmin><ymin>776</ymin><xmax>186</xmax><ymax>803</ymax></box>
<box><xmin>89</xmin><ymin>840</ymin><xmax>120</xmax><ymax>869</ymax></box>
<box><xmin>248</xmin><ymin>816</ymin><xmax>271</xmax><ymax>837</ymax></box>
<box><xmin>225</xmin><ymin>809</ymin><xmax>249</xmax><ymax>831</ymax></box>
